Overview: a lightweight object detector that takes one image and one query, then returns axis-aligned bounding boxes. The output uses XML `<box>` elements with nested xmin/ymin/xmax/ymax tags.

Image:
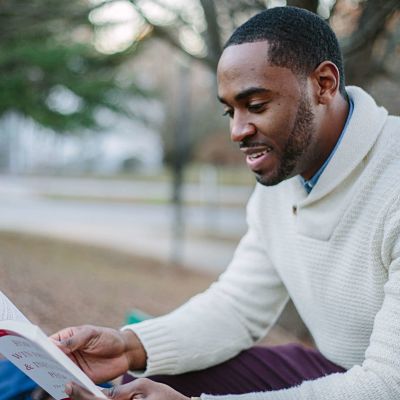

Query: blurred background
<box><xmin>0</xmin><ymin>0</ymin><xmax>399</xmax><ymax>341</ymax></box>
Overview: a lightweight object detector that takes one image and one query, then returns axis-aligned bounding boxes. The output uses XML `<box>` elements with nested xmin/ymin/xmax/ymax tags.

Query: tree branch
<box><xmin>341</xmin><ymin>0</ymin><xmax>399</xmax><ymax>57</ymax></box>
<box><xmin>199</xmin><ymin>0</ymin><xmax>223</xmax><ymax>69</ymax></box>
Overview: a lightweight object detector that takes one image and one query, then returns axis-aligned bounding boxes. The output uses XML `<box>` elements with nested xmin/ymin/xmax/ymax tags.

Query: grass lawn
<box><xmin>0</xmin><ymin>231</ymin><xmax>215</xmax><ymax>335</ymax></box>
<box><xmin>0</xmin><ymin>230</ymin><xmax>308</xmax><ymax>346</ymax></box>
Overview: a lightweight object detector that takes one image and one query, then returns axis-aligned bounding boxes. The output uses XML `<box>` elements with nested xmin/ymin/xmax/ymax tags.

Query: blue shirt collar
<box><xmin>300</xmin><ymin>98</ymin><xmax>354</xmax><ymax>193</ymax></box>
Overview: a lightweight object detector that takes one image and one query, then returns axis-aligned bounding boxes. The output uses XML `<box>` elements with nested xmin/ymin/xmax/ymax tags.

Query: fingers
<box><xmin>65</xmin><ymin>381</ymin><xmax>144</xmax><ymax>400</ymax></box>
<box><xmin>103</xmin><ymin>385</ymin><xmax>136</xmax><ymax>399</ymax></box>
<box><xmin>66</xmin><ymin>379</ymin><xmax>188</xmax><ymax>400</ymax></box>
<box><xmin>50</xmin><ymin>327</ymin><xmax>74</xmax><ymax>342</ymax></box>
<box><xmin>103</xmin><ymin>379</ymin><xmax>176</xmax><ymax>400</ymax></box>
<box><xmin>50</xmin><ymin>328</ymin><xmax>76</xmax><ymax>355</ymax></box>
<box><xmin>51</xmin><ymin>326</ymin><xmax>98</xmax><ymax>355</ymax></box>
<box><xmin>103</xmin><ymin>381</ymin><xmax>144</xmax><ymax>400</ymax></box>
<box><xmin>102</xmin><ymin>379</ymin><xmax>155</xmax><ymax>400</ymax></box>
<box><xmin>65</xmin><ymin>382</ymin><xmax>99</xmax><ymax>400</ymax></box>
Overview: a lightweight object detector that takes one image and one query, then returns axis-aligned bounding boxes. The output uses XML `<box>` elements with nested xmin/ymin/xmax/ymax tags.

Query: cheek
<box><xmin>256</xmin><ymin>108</ymin><xmax>297</xmax><ymax>144</ymax></box>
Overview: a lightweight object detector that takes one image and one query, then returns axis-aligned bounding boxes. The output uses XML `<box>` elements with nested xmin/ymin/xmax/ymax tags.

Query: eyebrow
<box><xmin>218</xmin><ymin>87</ymin><xmax>271</xmax><ymax>104</ymax></box>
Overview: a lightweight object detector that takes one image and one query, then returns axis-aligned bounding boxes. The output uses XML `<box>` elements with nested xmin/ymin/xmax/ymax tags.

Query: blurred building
<box><xmin>0</xmin><ymin>110</ymin><xmax>163</xmax><ymax>175</ymax></box>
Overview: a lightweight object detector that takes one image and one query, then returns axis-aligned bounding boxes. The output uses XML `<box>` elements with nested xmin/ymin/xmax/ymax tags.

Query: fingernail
<box><xmin>65</xmin><ymin>383</ymin><xmax>72</xmax><ymax>395</ymax></box>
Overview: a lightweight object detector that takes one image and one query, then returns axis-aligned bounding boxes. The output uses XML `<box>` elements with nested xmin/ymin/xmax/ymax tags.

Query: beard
<box><xmin>256</xmin><ymin>94</ymin><xmax>315</xmax><ymax>186</ymax></box>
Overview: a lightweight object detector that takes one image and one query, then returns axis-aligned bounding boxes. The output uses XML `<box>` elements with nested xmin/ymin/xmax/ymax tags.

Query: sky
<box><xmin>88</xmin><ymin>0</ymin><xmax>339</xmax><ymax>54</ymax></box>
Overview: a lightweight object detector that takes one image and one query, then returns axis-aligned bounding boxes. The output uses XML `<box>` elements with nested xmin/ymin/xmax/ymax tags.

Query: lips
<box><xmin>247</xmin><ymin>148</ymin><xmax>272</xmax><ymax>160</ymax></box>
<box><xmin>239</xmin><ymin>144</ymin><xmax>274</xmax><ymax>171</ymax></box>
<box><xmin>240</xmin><ymin>145</ymin><xmax>272</xmax><ymax>157</ymax></box>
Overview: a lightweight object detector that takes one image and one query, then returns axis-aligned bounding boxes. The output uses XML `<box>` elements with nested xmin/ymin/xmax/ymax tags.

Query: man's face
<box><xmin>217</xmin><ymin>41</ymin><xmax>318</xmax><ymax>186</ymax></box>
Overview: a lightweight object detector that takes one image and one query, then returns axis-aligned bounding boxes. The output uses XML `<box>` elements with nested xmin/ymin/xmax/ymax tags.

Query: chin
<box><xmin>254</xmin><ymin>158</ymin><xmax>302</xmax><ymax>186</ymax></box>
<box><xmin>255</xmin><ymin>172</ymin><xmax>283</xmax><ymax>187</ymax></box>
<box><xmin>254</xmin><ymin>166</ymin><xmax>296</xmax><ymax>186</ymax></box>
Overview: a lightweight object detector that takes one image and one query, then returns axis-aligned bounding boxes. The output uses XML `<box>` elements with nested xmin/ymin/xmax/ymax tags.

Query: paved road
<box><xmin>0</xmin><ymin>175</ymin><xmax>253</xmax><ymax>272</ymax></box>
<box><xmin>0</xmin><ymin>174</ymin><xmax>252</xmax><ymax>205</ymax></box>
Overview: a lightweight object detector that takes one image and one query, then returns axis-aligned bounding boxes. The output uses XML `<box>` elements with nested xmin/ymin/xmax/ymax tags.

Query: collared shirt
<box><xmin>300</xmin><ymin>98</ymin><xmax>354</xmax><ymax>193</ymax></box>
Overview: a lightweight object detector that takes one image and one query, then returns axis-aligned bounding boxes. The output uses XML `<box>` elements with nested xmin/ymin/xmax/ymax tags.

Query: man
<box><xmin>54</xmin><ymin>6</ymin><xmax>400</xmax><ymax>400</ymax></box>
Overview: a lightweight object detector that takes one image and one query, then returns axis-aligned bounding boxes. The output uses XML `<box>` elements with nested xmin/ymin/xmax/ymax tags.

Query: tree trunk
<box><xmin>343</xmin><ymin>0</ymin><xmax>399</xmax><ymax>86</ymax></box>
<box><xmin>199</xmin><ymin>0</ymin><xmax>223</xmax><ymax>69</ymax></box>
<box><xmin>286</xmin><ymin>0</ymin><xmax>319</xmax><ymax>13</ymax></box>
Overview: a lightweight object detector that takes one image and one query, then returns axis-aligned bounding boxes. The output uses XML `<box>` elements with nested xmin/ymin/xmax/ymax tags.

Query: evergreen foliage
<box><xmin>0</xmin><ymin>0</ymin><xmax>144</xmax><ymax>132</ymax></box>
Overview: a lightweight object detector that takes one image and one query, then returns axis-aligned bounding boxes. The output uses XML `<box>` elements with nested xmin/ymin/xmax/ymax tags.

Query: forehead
<box><xmin>218</xmin><ymin>41</ymin><xmax>271</xmax><ymax>79</ymax></box>
<box><xmin>217</xmin><ymin>41</ymin><xmax>300</xmax><ymax>99</ymax></box>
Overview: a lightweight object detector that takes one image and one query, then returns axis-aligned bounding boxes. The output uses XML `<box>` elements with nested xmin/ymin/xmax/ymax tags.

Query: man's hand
<box><xmin>50</xmin><ymin>325</ymin><xmax>147</xmax><ymax>382</ymax></box>
<box><xmin>65</xmin><ymin>378</ymin><xmax>191</xmax><ymax>400</ymax></box>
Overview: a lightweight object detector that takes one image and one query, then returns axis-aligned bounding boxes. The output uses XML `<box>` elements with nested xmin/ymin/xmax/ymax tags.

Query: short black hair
<box><xmin>224</xmin><ymin>6</ymin><xmax>346</xmax><ymax>97</ymax></box>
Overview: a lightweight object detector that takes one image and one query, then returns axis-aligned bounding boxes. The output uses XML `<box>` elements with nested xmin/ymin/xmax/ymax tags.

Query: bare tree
<box><xmin>126</xmin><ymin>0</ymin><xmax>399</xmax><ymax>87</ymax></box>
<box><xmin>341</xmin><ymin>0</ymin><xmax>400</xmax><ymax>86</ymax></box>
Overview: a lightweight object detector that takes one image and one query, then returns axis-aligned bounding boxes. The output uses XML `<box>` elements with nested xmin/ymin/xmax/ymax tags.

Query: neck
<box><xmin>301</xmin><ymin>94</ymin><xmax>350</xmax><ymax>180</ymax></box>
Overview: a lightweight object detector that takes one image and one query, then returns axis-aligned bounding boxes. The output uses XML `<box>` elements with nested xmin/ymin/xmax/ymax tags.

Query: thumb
<box><xmin>58</xmin><ymin>328</ymin><xmax>96</xmax><ymax>354</ymax></box>
<box><xmin>59</xmin><ymin>336</ymin><xmax>79</xmax><ymax>353</ymax></box>
<box><xmin>65</xmin><ymin>382</ymin><xmax>95</xmax><ymax>400</ymax></box>
<box><xmin>103</xmin><ymin>384</ymin><xmax>145</xmax><ymax>400</ymax></box>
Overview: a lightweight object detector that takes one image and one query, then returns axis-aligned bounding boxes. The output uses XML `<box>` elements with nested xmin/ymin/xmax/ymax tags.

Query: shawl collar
<box><xmin>289</xmin><ymin>86</ymin><xmax>388</xmax><ymax>240</ymax></box>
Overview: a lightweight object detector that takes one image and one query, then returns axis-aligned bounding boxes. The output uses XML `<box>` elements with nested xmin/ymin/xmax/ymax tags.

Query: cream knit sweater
<box><xmin>125</xmin><ymin>87</ymin><xmax>400</xmax><ymax>399</ymax></box>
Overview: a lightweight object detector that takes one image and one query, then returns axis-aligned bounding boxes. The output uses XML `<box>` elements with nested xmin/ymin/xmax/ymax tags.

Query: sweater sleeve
<box><xmin>201</xmin><ymin>196</ymin><xmax>400</xmax><ymax>400</ymax></box>
<box><xmin>122</xmin><ymin>191</ymin><xmax>289</xmax><ymax>377</ymax></box>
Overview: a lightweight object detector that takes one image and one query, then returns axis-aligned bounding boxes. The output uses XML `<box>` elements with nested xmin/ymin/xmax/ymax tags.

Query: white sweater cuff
<box><xmin>121</xmin><ymin>319</ymin><xmax>180</xmax><ymax>377</ymax></box>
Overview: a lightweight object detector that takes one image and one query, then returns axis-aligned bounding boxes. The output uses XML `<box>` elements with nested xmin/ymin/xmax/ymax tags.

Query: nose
<box><xmin>230</xmin><ymin>113</ymin><xmax>256</xmax><ymax>142</ymax></box>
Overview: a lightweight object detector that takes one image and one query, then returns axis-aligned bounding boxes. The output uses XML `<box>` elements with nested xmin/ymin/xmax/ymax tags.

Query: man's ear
<box><xmin>311</xmin><ymin>61</ymin><xmax>340</xmax><ymax>105</ymax></box>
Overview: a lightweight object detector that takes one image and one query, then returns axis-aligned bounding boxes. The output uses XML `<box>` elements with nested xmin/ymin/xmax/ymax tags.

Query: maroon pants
<box><xmin>122</xmin><ymin>344</ymin><xmax>346</xmax><ymax>396</ymax></box>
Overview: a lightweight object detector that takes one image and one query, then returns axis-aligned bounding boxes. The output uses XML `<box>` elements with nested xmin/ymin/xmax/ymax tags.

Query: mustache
<box><xmin>239</xmin><ymin>140</ymin><xmax>270</xmax><ymax>149</ymax></box>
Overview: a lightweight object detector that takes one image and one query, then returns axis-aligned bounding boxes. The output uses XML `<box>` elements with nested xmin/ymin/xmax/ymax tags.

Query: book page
<box><xmin>0</xmin><ymin>291</ymin><xmax>30</xmax><ymax>323</ymax></box>
<box><xmin>0</xmin><ymin>323</ymin><xmax>107</xmax><ymax>399</ymax></box>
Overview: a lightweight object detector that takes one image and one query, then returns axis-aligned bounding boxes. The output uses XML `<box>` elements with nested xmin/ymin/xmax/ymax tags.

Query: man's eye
<box><xmin>222</xmin><ymin>109</ymin><xmax>234</xmax><ymax>118</ymax></box>
<box><xmin>248</xmin><ymin>103</ymin><xmax>267</xmax><ymax>112</ymax></box>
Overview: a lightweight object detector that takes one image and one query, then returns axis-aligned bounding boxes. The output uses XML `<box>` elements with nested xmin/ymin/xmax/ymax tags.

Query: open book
<box><xmin>0</xmin><ymin>291</ymin><xmax>107</xmax><ymax>399</ymax></box>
